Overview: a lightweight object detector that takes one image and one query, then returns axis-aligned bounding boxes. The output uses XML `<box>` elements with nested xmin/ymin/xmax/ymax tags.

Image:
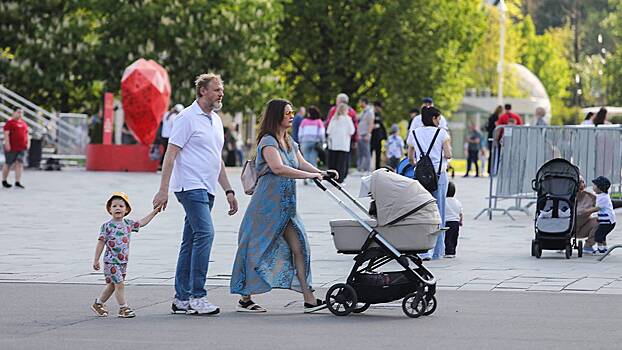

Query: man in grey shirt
<box><xmin>356</xmin><ymin>97</ymin><xmax>374</xmax><ymax>174</ymax></box>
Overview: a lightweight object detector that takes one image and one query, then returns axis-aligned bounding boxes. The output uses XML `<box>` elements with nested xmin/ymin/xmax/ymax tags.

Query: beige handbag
<box><xmin>241</xmin><ymin>157</ymin><xmax>267</xmax><ymax>195</ymax></box>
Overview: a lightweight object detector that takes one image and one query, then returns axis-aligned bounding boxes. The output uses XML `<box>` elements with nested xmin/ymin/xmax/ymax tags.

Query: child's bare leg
<box><xmin>99</xmin><ymin>283</ymin><xmax>115</xmax><ymax>303</ymax></box>
<box><xmin>114</xmin><ymin>282</ymin><xmax>127</xmax><ymax>305</ymax></box>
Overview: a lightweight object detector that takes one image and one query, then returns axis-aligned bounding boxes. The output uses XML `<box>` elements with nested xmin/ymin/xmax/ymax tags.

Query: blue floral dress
<box><xmin>230</xmin><ymin>135</ymin><xmax>313</xmax><ymax>296</ymax></box>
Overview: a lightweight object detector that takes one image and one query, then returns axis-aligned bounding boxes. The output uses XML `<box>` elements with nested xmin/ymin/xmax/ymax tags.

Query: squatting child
<box><xmin>444</xmin><ymin>181</ymin><xmax>463</xmax><ymax>258</ymax></box>
<box><xmin>586</xmin><ymin>176</ymin><xmax>616</xmax><ymax>253</ymax></box>
<box><xmin>91</xmin><ymin>192</ymin><xmax>160</xmax><ymax>318</ymax></box>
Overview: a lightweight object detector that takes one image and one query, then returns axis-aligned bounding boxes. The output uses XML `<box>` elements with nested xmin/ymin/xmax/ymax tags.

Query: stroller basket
<box><xmin>352</xmin><ymin>271</ymin><xmax>419</xmax><ymax>304</ymax></box>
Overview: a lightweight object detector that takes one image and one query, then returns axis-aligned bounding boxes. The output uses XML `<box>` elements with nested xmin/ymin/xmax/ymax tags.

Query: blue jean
<box><xmin>174</xmin><ymin>189</ymin><xmax>215</xmax><ymax>300</ymax></box>
<box><xmin>301</xmin><ymin>141</ymin><xmax>319</xmax><ymax>168</ymax></box>
<box><xmin>415</xmin><ymin>171</ymin><xmax>447</xmax><ymax>260</ymax></box>
<box><xmin>357</xmin><ymin>138</ymin><xmax>371</xmax><ymax>172</ymax></box>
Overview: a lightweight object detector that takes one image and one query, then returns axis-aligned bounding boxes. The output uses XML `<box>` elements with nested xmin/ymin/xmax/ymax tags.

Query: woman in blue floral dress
<box><xmin>230</xmin><ymin>99</ymin><xmax>333</xmax><ymax>313</ymax></box>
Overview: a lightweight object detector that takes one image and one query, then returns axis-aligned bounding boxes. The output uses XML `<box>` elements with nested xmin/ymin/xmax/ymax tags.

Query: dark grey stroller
<box><xmin>314</xmin><ymin>169</ymin><xmax>443</xmax><ymax>318</ymax></box>
<box><xmin>531</xmin><ymin>158</ymin><xmax>581</xmax><ymax>259</ymax></box>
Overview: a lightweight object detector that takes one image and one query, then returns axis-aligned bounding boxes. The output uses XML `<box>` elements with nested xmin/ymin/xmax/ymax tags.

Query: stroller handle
<box><xmin>313</xmin><ymin>178</ymin><xmax>327</xmax><ymax>191</ymax></box>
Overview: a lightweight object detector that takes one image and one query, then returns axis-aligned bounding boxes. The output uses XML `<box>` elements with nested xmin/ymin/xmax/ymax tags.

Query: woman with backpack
<box><xmin>406</xmin><ymin>106</ymin><xmax>452</xmax><ymax>260</ymax></box>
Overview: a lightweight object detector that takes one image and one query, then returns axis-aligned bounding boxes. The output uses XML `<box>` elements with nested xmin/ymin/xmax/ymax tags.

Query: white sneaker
<box><xmin>188</xmin><ymin>297</ymin><xmax>220</xmax><ymax>315</ymax></box>
<box><xmin>171</xmin><ymin>298</ymin><xmax>189</xmax><ymax>314</ymax></box>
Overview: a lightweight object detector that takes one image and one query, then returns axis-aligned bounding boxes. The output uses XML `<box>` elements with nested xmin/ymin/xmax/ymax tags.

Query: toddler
<box><xmin>386</xmin><ymin>124</ymin><xmax>404</xmax><ymax>170</ymax></box>
<box><xmin>444</xmin><ymin>181</ymin><xmax>463</xmax><ymax>258</ymax></box>
<box><xmin>588</xmin><ymin>176</ymin><xmax>616</xmax><ymax>253</ymax></box>
<box><xmin>91</xmin><ymin>192</ymin><xmax>160</xmax><ymax>318</ymax></box>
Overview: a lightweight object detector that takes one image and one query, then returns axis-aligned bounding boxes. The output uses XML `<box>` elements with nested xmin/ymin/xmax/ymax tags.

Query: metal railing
<box><xmin>475</xmin><ymin>125</ymin><xmax>622</xmax><ymax>220</ymax></box>
<box><xmin>0</xmin><ymin>84</ymin><xmax>86</xmax><ymax>155</ymax></box>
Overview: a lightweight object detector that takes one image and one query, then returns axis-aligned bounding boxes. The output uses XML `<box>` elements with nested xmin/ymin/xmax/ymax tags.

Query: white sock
<box><xmin>96</xmin><ymin>298</ymin><xmax>102</xmax><ymax>304</ymax></box>
<box><xmin>120</xmin><ymin>303</ymin><xmax>128</xmax><ymax>308</ymax></box>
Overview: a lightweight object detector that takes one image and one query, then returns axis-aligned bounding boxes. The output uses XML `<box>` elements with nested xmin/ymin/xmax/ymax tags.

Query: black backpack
<box><xmin>413</xmin><ymin>128</ymin><xmax>443</xmax><ymax>193</ymax></box>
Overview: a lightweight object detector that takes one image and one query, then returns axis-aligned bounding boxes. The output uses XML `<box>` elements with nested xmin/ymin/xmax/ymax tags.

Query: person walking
<box><xmin>152</xmin><ymin>73</ymin><xmax>239</xmax><ymax>316</ymax></box>
<box><xmin>485</xmin><ymin>105</ymin><xmax>502</xmax><ymax>175</ymax></box>
<box><xmin>371</xmin><ymin>100</ymin><xmax>387</xmax><ymax>170</ymax></box>
<box><xmin>325</xmin><ymin>93</ymin><xmax>358</xmax><ymax>176</ymax></box>
<box><xmin>497</xmin><ymin>104</ymin><xmax>523</xmax><ymax>126</ymax></box>
<box><xmin>409</xmin><ymin>97</ymin><xmax>448</xmax><ymax>130</ymax></box>
<box><xmin>230</xmin><ymin>99</ymin><xmax>329</xmax><ymax>313</ymax></box>
<box><xmin>581</xmin><ymin>112</ymin><xmax>594</xmax><ymax>125</ymax></box>
<box><xmin>407</xmin><ymin>106</ymin><xmax>452</xmax><ymax>260</ymax></box>
<box><xmin>464</xmin><ymin>123</ymin><xmax>481</xmax><ymax>177</ymax></box>
<box><xmin>158</xmin><ymin>104</ymin><xmax>183</xmax><ymax>167</ymax></box>
<box><xmin>385</xmin><ymin>124</ymin><xmax>404</xmax><ymax>170</ymax></box>
<box><xmin>2</xmin><ymin>109</ymin><xmax>29</xmax><ymax>189</ymax></box>
<box><xmin>291</xmin><ymin>106</ymin><xmax>306</xmax><ymax>144</ymax></box>
<box><xmin>593</xmin><ymin>107</ymin><xmax>610</xmax><ymax>126</ymax></box>
<box><xmin>356</xmin><ymin>97</ymin><xmax>374</xmax><ymax>174</ymax></box>
<box><xmin>327</xmin><ymin>103</ymin><xmax>355</xmax><ymax>183</ymax></box>
<box><xmin>298</xmin><ymin>105</ymin><xmax>325</xmax><ymax>184</ymax></box>
<box><xmin>534</xmin><ymin>107</ymin><xmax>548</xmax><ymax>126</ymax></box>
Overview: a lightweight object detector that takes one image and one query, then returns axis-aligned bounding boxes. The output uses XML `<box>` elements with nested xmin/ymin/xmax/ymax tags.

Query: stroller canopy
<box><xmin>533</xmin><ymin>158</ymin><xmax>580</xmax><ymax>196</ymax></box>
<box><xmin>370</xmin><ymin>169</ymin><xmax>440</xmax><ymax>226</ymax></box>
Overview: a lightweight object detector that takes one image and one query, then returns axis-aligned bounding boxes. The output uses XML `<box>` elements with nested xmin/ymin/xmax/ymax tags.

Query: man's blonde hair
<box><xmin>195</xmin><ymin>73</ymin><xmax>223</xmax><ymax>98</ymax></box>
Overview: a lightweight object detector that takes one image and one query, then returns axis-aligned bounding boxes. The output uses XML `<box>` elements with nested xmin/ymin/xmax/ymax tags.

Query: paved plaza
<box><xmin>1</xmin><ymin>168</ymin><xmax>621</xmax><ymax>293</ymax></box>
<box><xmin>2</xmin><ymin>168</ymin><xmax>622</xmax><ymax>349</ymax></box>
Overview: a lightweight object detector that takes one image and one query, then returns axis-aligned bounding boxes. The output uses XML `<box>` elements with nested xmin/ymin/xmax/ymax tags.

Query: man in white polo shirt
<box><xmin>153</xmin><ymin>73</ymin><xmax>238</xmax><ymax>316</ymax></box>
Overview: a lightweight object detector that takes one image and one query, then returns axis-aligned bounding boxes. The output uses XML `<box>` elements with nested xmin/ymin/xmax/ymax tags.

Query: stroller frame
<box><xmin>314</xmin><ymin>176</ymin><xmax>438</xmax><ymax>318</ymax></box>
<box><xmin>530</xmin><ymin>158</ymin><xmax>582</xmax><ymax>259</ymax></box>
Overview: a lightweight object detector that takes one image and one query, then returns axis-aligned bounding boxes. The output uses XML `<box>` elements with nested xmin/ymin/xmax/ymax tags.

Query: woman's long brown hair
<box><xmin>256</xmin><ymin>99</ymin><xmax>292</xmax><ymax>150</ymax></box>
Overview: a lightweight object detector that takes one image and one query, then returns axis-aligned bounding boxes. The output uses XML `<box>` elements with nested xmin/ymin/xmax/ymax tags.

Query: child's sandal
<box><xmin>236</xmin><ymin>299</ymin><xmax>267</xmax><ymax>313</ymax></box>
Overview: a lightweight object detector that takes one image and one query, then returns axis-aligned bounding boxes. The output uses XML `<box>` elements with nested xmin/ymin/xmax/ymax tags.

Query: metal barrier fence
<box><xmin>475</xmin><ymin>125</ymin><xmax>622</xmax><ymax>220</ymax></box>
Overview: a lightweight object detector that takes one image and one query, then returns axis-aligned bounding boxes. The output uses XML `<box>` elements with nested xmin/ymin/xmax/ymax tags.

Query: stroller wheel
<box><xmin>423</xmin><ymin>296</ymin><xmax>437</xmax><ymax>316</ymax></box>
<box><xmin>534</xmin><ymin>241</ymin><xmax>542</xmax><ymax>259</ymax></box>
<box><xmin>326</xmin><ymin>283</ymin><xmax>357</xmax><ymax>316</ymax></box>
<box><xmin>577</xmin><ymin>240</ymin><xmax>583</xmax><ymax>258</ymax></box>
<box><xmin>565</xmin><ymin>244</ymin><xmax>572</xmax><ymax>259</ymax></box>
<box><xmin>402</xmin><ymin>291</ymin><xmax>427</xmax><ymax>318</ymax></box>
<box><xmin>352</xmin><ymin>303</ymin><xmax>371</xmax><ymax>314</ymax></box>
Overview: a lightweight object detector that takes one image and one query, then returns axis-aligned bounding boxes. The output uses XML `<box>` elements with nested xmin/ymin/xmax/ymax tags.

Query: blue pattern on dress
<box><xmin>230</xmin><ymin>135</ymin><xmax>313</xmax><ymax>296</ymax></box>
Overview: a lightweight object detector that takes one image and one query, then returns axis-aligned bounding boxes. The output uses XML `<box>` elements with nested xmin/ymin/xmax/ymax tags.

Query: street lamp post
<box><xmin>497</xmin><ymin>0</ymin><xmax>507</xmax><ymax>107</ymax></box>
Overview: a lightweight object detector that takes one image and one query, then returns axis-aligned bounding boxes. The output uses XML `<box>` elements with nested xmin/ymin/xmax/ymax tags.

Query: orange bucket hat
<box><xmin>106</xmin><ymin>192</ymin><xmax>132</xmax><ymax>216</ymax></box>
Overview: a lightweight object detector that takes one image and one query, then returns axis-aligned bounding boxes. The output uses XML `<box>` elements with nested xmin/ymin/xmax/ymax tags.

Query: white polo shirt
<box><xmin>168</xmin><ymin>100</ymin><xmax>224</xmax><ymax>195</ymax></box>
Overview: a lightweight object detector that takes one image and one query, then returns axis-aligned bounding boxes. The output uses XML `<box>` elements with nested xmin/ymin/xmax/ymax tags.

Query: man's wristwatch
<box><xmin>225</xmin><ymin>189</ymin><xmax>235</xmax><ymax>196</ymax></box>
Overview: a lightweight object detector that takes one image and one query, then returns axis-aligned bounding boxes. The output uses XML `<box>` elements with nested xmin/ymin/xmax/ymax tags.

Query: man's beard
<box><xmin>211</xmin><ymin>100</ymin><xmax>222</xmax><ymax>112</ymax></box>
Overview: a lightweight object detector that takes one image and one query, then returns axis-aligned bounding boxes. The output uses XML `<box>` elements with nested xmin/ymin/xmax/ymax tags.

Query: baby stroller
<box><xmin>531</xmin><ymin>158</ymin><xmax>581</xmax><ymax>259</ymax></box>
<box><xmin>314</xmin><ymin>169</ymin><xmax>443</xmax><ymax>318</ymax></box>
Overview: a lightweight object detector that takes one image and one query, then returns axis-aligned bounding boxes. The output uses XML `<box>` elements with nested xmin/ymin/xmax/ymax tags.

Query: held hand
<box><xmin>3</xmin><ymin>144</ymin><xmax>10</xmax><ymax>152</ymax></box>
<box><xmin>226</xmin><ymin>193</ymin><xmax>238</xmax><ymax>216</ymax></box>
<box><xmin>93</xmin><ymin>260</ymin><xmax>100</xmax><ymax>271</ymax></box>
<box><xmin>322</xmin><ymin>170</ymin><xmax>339</xmax><ymax>180</ymax></box>
<box><xmin>152</xmin><ymin>190</ymin><xmax>168</xmax><ymax>211</ymax></box>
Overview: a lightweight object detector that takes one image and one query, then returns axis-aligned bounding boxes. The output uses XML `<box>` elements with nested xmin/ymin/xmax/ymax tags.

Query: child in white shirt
<box><xmin>588</xmin><ymin>176</ymin><xmax>616</xmax><ymax>253</ymax></box>
<box><xmin>444</xmin><ymin>181</ymin><xmax>463</xmax><ymax>258</ymax></box>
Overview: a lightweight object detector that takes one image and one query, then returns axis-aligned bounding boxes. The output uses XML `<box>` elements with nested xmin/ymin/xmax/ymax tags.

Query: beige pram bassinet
<box><xmin>329</xmin><ymin>169</ymin><xmax>442</xmax><ymax>253</ymax></box>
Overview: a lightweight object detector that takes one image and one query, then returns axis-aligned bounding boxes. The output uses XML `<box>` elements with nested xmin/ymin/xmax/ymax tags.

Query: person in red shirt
<box><xmin>3</xmin><ymin>109</ymin><xmax>30</xmax><ymax>189</ymax></box>
<box><xmin>496</xmin><ymin>103</ymin><xmax>523</xmax><ymax>126</ymax></box>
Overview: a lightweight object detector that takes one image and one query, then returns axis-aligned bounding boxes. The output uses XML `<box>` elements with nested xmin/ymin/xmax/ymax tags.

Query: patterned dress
<box><xmin>230</xmin><ymin>135</ymin><xmax>313</xmax><ymax>296</ymax></box>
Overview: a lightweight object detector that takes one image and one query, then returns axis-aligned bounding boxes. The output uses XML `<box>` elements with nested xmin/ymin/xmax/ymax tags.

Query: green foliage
<box><xmin>604</xmin><ymin>0</ymin><xmax>622</xmax><ymax>106</ymax></box>
<box><xmin>276</xmin><ymin>0</ymin><xmax>486</xmax><ymax>122</ymax></box>
<box><xmin>0</xmin><ymin>0</ymin><xmax>284</xmax><ymax>115</ymax></box>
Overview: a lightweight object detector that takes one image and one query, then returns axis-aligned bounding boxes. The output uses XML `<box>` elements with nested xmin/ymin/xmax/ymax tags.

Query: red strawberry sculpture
<box><xmin>121</xmin><ymin>58</ymin><xmax>171</xmax><ymax>145</ymax></box>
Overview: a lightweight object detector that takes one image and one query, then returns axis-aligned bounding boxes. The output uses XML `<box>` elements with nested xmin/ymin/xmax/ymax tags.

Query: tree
<box><xmin>276</xmin><ymin>0</ymin><xmax>486</xmax><ymax>122</ymax></box>
<box><xmin>0</xmin><ymin>0</ymin><xmax>285</xmax><ymax>115</ymax></box>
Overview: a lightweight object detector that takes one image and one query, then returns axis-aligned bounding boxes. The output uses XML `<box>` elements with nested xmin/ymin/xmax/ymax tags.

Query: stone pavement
<box><xmin>3</xmin><ymin>283</ymin><xmax>622</xmax><ymax>350</ymax></box>
<box><xmin>1</xmin><ymin>168</ymin><xmax>621</xmax><ymax>294</ymax></box>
